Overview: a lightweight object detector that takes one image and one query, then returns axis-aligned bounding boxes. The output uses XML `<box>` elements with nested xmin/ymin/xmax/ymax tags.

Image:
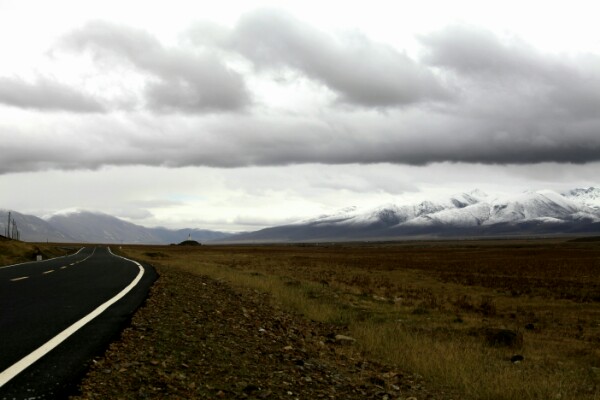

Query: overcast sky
<box><xmin>1</xmin><ymin>0</ymin><xmax>599</xmax><ymax>232</ymax></box>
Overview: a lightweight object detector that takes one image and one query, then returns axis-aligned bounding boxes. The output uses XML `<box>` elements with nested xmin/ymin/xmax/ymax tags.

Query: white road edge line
<box><xmin>0</xmin><ymin>247</ymin><xmax>86</xmax><ymax>270</ymax></box>
<box><xmin>0</xmin><ymin>248</ymin><xmax>145</xmax><ymax>388</ymax></box>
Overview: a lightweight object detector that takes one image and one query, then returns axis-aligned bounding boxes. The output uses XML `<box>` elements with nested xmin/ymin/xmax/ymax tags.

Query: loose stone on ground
<box><xmin>71</xmin><ymin>265</ymin><xmax>441</xmax><ymax>399</ymax></box>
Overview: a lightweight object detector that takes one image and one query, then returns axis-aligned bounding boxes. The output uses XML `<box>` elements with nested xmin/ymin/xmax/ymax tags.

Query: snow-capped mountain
<box><xmin>304</xmin><ymin>190</ymin><xmax>488</xmax><ymax>227</ymax></box>
<box><xmin>224</xmin><ymin>188</ymin><xmax>600</xmax><ymax>243</ymax></box>
<box><xmin>365</xmin><ymin>190</ymin><xmax>595</xmax><ymax>226</ymax></box>
<box><xmin>488</xmin><ymin>191</ymin><xmax>590</xmax><ymax>223</ymax></box>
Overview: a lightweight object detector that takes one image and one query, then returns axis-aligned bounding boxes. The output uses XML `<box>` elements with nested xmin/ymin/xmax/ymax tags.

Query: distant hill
<box><xmin>45</xmin><ymin>211</ymin><xmax>231</xmax><ymax>244</ymax></box>
<box><xmin>46</xmin><ymin>211</ymin><xmax>161</xmax><ymax>243</ymax></box>
<box><xmin>0</xmin><ymin>210</ymin><xmax>75</xmax><ymax>243</ymax></box>
<box><xmin>146</xmin><ymin>226</ymin><xmax>230</xmax><ymax>244</ymax></box>
<box><xmin>1</xmin><ymin>209</ymin><xmax>230</xmax><ymax>244</ymax></box>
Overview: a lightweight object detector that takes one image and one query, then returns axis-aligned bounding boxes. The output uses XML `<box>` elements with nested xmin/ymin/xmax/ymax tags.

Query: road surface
<box><xmin>0</xmin><ymin>246</ymin><xmax>157</xmax><ymax>399</ymax></box>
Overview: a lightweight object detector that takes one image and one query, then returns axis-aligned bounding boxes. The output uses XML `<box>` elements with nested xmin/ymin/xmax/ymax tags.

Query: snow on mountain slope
<box><xmin>486</xmin><ymin>190</ymin><xmax>582</xmax><ymax>223</ymax></box>
<box><xmin>414</xmin><ymin>190</ymin><xmax>599</xmax><ymax>226</ymax></box>
<box><xmin>332</xmin><ymin>190</ymin><xmax>488</xmax><ymax>227</ymax></box>
<box><xmin>408</xmin><ymin>202</ymin><xmax>492</xmax><ymax>226</ymax></box>
<box><xmin>304</xmin><ymin>190</ymin><xmax>490</xmax><ymax>227</ymax></box>
<box><xmin>301</xmin><ymin>191</ymin><xmax>483</xmax><ymax>228</ymax></box>
<box><xmin>563</xmin><ymin>187</ymin><xmax>600</xmax><ymax>210</ymax></box>
<box><xmin>300</xmin><ymin>188</ymin><xmax>600</xmax><ymax>231</ymax></box>
<box><xmin>306</xmin><ymin>206</ymin><xmax>359</xmax><ymax>224</ymax></box>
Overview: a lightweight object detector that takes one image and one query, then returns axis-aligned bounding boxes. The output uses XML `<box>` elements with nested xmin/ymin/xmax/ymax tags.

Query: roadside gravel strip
<box><xmin>71</xmin><ymin>264</ymin><xmax>437</xmax><ymax>400</ymax></box>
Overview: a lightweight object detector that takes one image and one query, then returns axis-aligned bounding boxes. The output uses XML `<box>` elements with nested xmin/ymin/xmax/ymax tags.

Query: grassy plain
<box><xmin>121</xmin><ymin>238</ymin><xmax>600</xmax><ymax>399</ymax></box>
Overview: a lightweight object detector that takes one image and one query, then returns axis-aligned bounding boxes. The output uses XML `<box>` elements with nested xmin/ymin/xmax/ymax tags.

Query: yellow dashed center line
<box><xmin>10</xmin><ymin>276</ymin><xmax>29</xmax><ymax>282</ymax></box>
<box><xmin>42</xmin><ymin>270</ymin><xmax>55</xmax><ymax>275</ymax></box>
<box><xmin>60</xmin><ymin>266</ymin><xmax>67</xmax><ymax>270</ymax></box>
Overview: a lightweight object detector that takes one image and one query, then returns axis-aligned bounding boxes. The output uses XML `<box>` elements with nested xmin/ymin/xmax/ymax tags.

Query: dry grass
<box><xmin>120</xmin><ymin>239</ymin><xmax>600</xmax><ymax>399</ymax></box>
<box><xmin>0</xmin><ymin>240</ymin><xmax>72</xmax><ymax>266</ymax></box>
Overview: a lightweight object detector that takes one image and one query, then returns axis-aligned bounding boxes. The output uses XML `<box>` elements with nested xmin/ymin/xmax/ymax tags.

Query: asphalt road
<box><xmin>0</xmin><ymin>246</ymin><xmax>157</xmax><ymax>399</ymax></box>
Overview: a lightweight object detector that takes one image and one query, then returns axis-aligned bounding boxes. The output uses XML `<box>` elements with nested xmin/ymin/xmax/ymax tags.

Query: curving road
<box><xmin>0</xmin><ymin>246</ymin><xmax>157</xmax><ymax>399</ymax></box>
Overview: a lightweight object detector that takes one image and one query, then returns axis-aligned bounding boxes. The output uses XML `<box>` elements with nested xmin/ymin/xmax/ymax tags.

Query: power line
<box><xmin>4</xmin><ymin>211</ymin><xmax>20</xmax><ymax>241</ymax></box>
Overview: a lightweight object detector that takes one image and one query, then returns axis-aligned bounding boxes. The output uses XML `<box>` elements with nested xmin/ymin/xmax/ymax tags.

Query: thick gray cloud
<box><xmin>2</xmin><ymin>105</ymin><xmax>600</xmax><ymax>177</ymax></box>
<box><xmin>419</xmin><ymin>25</ymin><xmax>600</xmax><ymax>119</ymax></box>
<box><xmin>0</xmin><ymin>76</ymin><xmax>105</xmax><ymax>112</ymax></box>
<box><xmin>419</xmin><ymin>26</ymin><xmax>537</xmax><ymax>76</ymax></box>
<box><xmin>189</xmin><ymin>9</ymin><xmax>450</xmax><ymax>108</ymax></box>
<box><xmin>60</xmin><ymin>21</ymin><xmax>250</xmax><ymax>113</ymax></box>
<box><xmin>2</xmin><ymin>21</ymin><xmax>600</xmax><ymax>176</ymax></box>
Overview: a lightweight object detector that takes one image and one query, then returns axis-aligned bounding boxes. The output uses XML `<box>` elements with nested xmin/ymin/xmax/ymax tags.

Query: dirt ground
<box><xmin>71</xmin><ymin>264</ymin><xmax>447</xmax><ymax>400</ymax></box>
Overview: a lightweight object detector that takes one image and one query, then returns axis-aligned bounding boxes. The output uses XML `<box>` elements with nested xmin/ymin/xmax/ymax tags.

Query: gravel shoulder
<box><xmin>71</xmin><ymin>264</ymin><xmax>439</xmax><ymax>399</ymax></box>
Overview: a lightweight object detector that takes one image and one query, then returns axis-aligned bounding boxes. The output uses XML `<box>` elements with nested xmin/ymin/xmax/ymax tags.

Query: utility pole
<box><xmin>6</xmin><ymin>211</ymin><xmax>10</xmax><ymax>238</ymax></box>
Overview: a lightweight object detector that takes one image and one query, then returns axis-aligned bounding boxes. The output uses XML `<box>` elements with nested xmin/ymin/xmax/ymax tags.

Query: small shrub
<box><xmin>453</xmin><ymin>294</ymin><xmax>475</xmax><ymax>312</ymax></box>
<box><xmin>412</xmin><ymin>307</ymin><xmax>429</xmax><ymax>315</ymax></box>
<box><xmin>482</xmin><ymin>328</ymin><xmax>523</xmax><ymax>349</ymax></box>
<box><xmin>479</xmin><ymin>295</ymin><xmax>497</xmax><ymax>316</ymax></box>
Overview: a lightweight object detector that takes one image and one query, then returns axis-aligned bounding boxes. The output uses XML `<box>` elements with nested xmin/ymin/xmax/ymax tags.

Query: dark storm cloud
<box><xmin>60</xmin><ymin>21</ymin><xmax>250</xmax><ymax>113</ymax></box>
<box><xmin>189</xmin><ymin>9</ymin><xmax>450</xmax><ymax>108</ymax></box>
<box><xmin>0</xmin><ymin>76</ymin><xmax>105</xmax><ymax>112</ymax></box>
<box><xmin>2</xmin><ymin>104</ymin><xmax>600</xmax><ymax>177</ymax></box>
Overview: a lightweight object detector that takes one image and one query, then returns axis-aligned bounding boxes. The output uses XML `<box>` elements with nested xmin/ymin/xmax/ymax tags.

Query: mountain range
<box><xmin>224</xmin><ymin>187</ymin><xmax>600</xmax><ymax>243</ymax></box>
<box><xmin>1</xmin><ymin>187</ymin><xmax>600</xmax><ymax>244</ymax></box>
<box><xmin>0</xmin><ymin>210</ymin><xmax>230</xmax><ymax>244</ymax></box>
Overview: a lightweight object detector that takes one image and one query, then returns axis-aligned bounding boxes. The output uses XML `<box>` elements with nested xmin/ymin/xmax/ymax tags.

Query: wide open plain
<box><xmin>5</xmin><ymin>238</ymin><xmax>600</xmax><ymax>399</ymax></box>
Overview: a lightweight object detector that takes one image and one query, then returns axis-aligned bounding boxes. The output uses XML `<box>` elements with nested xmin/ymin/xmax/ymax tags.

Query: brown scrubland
<box><xmin>3</xmin><ymin>238</ymin><xmax>600</xmax><ymax>399</ymax></box>
<box><xmin>123</xmin><ymin>238</ymin><xmax>600</xmax><ymax>399</ymax></box>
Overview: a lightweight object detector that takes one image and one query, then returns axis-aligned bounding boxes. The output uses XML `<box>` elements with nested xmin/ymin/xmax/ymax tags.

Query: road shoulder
<box><xmin>71</xmin><ymin>264</ymin><xmax>434</xmax><ymax>399</ymax></box>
